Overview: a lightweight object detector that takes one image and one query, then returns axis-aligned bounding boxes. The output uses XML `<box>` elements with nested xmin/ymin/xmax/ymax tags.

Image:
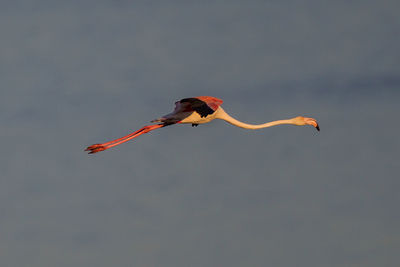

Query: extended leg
<box><xmin>85</xmin><ymin>123</ymin><xmax>170</xmax><ymax>154</ymax></box>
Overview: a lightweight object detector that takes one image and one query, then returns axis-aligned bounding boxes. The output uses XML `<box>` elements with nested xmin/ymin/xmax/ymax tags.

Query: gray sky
<box><xmin>1</xmin><ymin>1</ymin><xmax>400</xmax><ymax>267</ymax></box>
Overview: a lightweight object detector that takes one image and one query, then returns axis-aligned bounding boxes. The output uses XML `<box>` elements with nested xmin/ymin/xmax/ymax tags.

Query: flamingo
<box><xmin>85</xmin><ymin>96</ymin><xmax>319</xmax><ymax>154</ymax></box>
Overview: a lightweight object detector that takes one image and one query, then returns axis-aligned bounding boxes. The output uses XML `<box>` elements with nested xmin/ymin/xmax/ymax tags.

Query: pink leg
<box><xmin>85</xmin><ymin>124</ymin><xmax>168</xmax><ymax>154</ymax></box>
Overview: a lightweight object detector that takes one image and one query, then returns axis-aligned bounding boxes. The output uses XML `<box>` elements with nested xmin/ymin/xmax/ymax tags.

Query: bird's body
<box><xmin>85</xmin><ymin>96</ymin><xmax>319</xmax><ymax>154</ymax></box>
<box><xmin>151</xmin><ymin>96</ymin><xmax>223</xmax><ymax>125</ymax></box>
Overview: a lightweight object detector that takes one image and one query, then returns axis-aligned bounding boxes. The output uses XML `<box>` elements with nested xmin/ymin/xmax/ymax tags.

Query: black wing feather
<box><xmin>180</xmin><ymin>98</ymin><xmax>215</xmax><ymax>118</ymax></box>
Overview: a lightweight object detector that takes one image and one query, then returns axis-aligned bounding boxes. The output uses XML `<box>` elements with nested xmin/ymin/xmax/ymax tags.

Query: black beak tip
<box><xmin>316</xmin><ymin>125</ymin><xmax>320</xmax><ymax>131</ymax></box>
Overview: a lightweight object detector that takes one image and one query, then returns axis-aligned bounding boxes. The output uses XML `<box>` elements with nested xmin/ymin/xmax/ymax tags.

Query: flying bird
<box><xmin>85</xmin><ymin>96</ymin><xmax>319</xmax><ymax>154</ymax></box>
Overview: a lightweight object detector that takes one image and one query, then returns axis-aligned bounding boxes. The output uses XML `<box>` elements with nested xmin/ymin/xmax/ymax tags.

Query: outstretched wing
<box><xmin>179</xmin><ymin>96</ymin><xmax>223</xmax><ymax>118</ymax></box>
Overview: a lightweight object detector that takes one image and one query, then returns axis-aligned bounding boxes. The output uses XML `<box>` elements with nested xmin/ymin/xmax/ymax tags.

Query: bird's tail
<box><xmin>150</xmin><ymin>118</ymin><xmax>164</xmax><ymax>123</ymax></box>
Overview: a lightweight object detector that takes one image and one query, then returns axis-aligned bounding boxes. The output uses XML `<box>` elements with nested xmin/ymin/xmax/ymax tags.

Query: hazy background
<box><xmin>1</xmin><ymin>1</ymin><xmax>399</xmax><ymax>266</ymax></box>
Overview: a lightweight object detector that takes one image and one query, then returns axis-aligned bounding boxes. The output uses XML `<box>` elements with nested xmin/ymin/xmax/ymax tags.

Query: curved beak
<box><xmin>304</xmin><ymin>117</ymin><xmax>320</xmax><ymax>131</ymax></box>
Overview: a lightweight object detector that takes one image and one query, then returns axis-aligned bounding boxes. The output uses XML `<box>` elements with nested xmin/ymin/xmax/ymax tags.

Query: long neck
<box><xmin>215</xmin><ymin>107</ymin><xmax>294</xmax><ymax>130</ymax></box>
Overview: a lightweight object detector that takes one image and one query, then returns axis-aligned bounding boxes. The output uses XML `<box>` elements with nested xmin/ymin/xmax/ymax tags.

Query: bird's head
<box><xmin>292</xmin><ymin>116</ymin><xmax>320</xmax><ymax>131</ymax></box>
